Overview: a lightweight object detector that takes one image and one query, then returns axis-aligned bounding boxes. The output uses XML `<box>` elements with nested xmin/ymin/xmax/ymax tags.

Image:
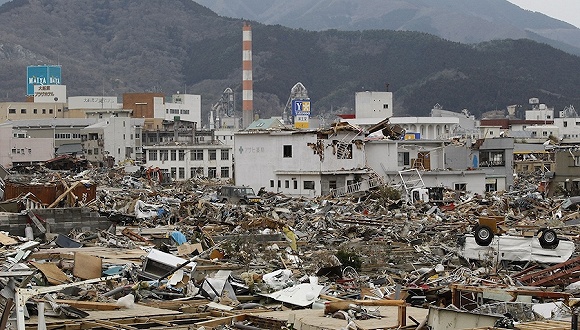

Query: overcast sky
<box><xmin>507</xmin><ymin>0</ymin><xmax>580</xmax><ymax>28</ymax></box>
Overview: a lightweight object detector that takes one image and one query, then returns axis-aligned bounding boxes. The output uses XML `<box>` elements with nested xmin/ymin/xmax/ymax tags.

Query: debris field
<box><xmin>1</xmin><ymin>167</ymin><xmax>580</xmax><ymax>330</ymax></box>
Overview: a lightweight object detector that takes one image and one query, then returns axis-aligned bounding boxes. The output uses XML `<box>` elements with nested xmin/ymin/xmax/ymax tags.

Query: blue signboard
<box><xmin>292</xmin><ymin>99</ymin><xmax>311</xmax><ymax>116</ymax></box>
<box><xmin>27</xmin><ymin>65</ymin><xmax>62</xmax><ymax>95</ymax></box>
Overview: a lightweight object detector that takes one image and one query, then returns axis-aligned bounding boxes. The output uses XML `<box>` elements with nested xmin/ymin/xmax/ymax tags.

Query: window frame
<box><xmin>283</xmin><ymin>145</ymin><xmax>292</xmax><ymax>158</ymax></box>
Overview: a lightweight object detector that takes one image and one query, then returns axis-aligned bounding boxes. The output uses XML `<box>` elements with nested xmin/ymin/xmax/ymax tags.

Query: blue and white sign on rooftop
<box><xmin>292</xmin><ymin>99</ymin><xmax>311</xmax><ymax>116</ymax></box>
<box><xmin>27</xmin><ymin>65</ymin><xmax>62</xmax><ymax>96</ymax></box>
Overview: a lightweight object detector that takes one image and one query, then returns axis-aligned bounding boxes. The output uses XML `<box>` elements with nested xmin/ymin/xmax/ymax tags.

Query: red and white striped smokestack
<box><xmin>242</xmin><ymin>22</ymin><xmax>253</xmax><ymax>128</ymax></box>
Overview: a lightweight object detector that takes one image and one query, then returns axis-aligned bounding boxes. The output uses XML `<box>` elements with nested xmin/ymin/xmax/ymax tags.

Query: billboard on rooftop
<box><xmin>27</xmin><ymin>65</ymin><xmax>62</xmax><ymax>96</ymax></box>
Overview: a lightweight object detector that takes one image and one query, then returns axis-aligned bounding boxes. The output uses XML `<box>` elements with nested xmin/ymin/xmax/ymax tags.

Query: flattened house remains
<box><xmin>0</xmin><ymin>117</ymin><xmax>580</xmax><ymax>330</ymax></box>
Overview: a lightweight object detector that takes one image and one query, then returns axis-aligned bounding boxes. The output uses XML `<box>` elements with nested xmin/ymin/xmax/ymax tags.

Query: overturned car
<box><xmin>458</xmin><ymin>216</ymin><xmax>574</xmax><ymax>264</ymax></box>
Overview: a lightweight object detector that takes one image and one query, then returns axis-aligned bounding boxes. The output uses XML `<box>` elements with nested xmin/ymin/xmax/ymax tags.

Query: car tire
<box><xmin>538</xmin><ymin>228</ymin><xmax>559</xmax><ymax>249</ymax></box>
<box><xmin>474</xmin><ymin>225</ymin><xmax>494</xmax><ymax>246</ymax></box>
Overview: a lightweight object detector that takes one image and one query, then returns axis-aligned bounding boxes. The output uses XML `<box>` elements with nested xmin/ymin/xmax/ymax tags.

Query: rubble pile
<box><xmin>1</xmin><ymin>168</ymin><xmax>580</xmax><ymax>329</ymax></box>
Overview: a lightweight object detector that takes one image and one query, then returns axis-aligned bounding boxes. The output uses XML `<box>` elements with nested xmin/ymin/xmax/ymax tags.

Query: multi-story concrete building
<box><xmin>234</xmin><ymin>123</ymin><xmax>372</xmax><ymax>197</ymax></box>
<box><xmin>548</xmin><ymin>146</ymin><xmax>580</xmax><ymax>196</ymax></box>
<box><xmin>366</xmin><ymin>138</ymin><xmax>488</xmax><ymax>195</ymax></box>
<box><xmin>0</xmin><ymin>101</ymin><xmax>67</xmax><ymax>122</ymax></box>
<box><xmin>389</xmin><ymin>116</ymin><xmax>460</xmax><ymax>140</ymax></box>
<box><xmin>2</xmin><ymin>118</ymin><xmax>98</xmax><ymax>157</ymax></box>
<box><xmin>445</xmin><ymin>137</ymin><xmax>515</xmax><ymax>192</ymax></box>
<box><xmin>122</xmin><ymin>92</ymin><xmax>202</xmax><ymax>129</ymax></box>
<box><xmin>0</xmin><ymin>122</ymin><xmax>53</xmax><ymax>168</ymax></box>
<box><xmin>554</xmin><ymin>105</ymin><xmax>580</xmax><ymax>144</ymax></box>
<box><xmin>355</xmin><ymin>91</ymin><xmax>393</xmax><ymax>119</ymax></box>
<box><xmin>153</xmin><ymin>93</ymin><xmax>202</xmax><ymax>126</ymax></box>
<box><xmin>67</xmin><ymin>96</ymin><xmax>131</xmax><ymax>119</ymax></box>
<box><xmin>141</xmin><ymin>120</ymin><xmax>233</xmax><ymax>181</ymax></box>
<box><xmin>144</xmin><ymin>143</ymin><xmax>233</xmax><ymax>182</ymax></box>
<box><xmin>81</xmin><ymin>117</ymin><xmax>144</xmax><ymax>166</ymax></box>
<box><xmin>480</xmin><ymin>99</ymin><xmax>559</xmax><ymax>144</ymax></box>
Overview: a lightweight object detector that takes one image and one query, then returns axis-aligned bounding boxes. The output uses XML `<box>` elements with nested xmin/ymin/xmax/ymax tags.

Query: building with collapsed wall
<box><xmin>446</xmin><ymin>137</ymin><xmax>515</xmax><ymax>192</ymax></box>
<box><xmin>234</xmin><ymin>122</ymin><xmax>376</xmax><ymax>197</ymax></box>
<box><xmin>365</xmin><ymin>138</ymin><xmax>488</xmax><ymax>195</ymax></box>
<box><xmin>143</xmin><ymin>128</ymin><xmax>232</xmax><ymax>181</ymax></box>
<box><xmin>81</xmin><ymin>117</ymin><xmax>145</xmax><ymax>166</ymax></box>
<box><xmin>547</xmin><ymin>146</ymin><xmax>580</xmax><ymax>195</ymax></box>
<box><xmin>233</xmin><ymin>116</ymin><xmax>515</xmax><ymax>197</ymax></box>
<box><xmin>141</xmin><ymin>120</ymin><xmax>234</xmax><ymax>181</ymax></box>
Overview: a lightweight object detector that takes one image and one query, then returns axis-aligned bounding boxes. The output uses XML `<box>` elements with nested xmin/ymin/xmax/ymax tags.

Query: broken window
<box><xmin>480</xmin><ymin>151</ymin><xmax>505</xmax><ymax>167</ymax></box>
<box><xmin>208</xmin><ymin>167</ymin><xmax>217</xmax><ymax>179</ymax></box>
<box><xmin>398</xmin><ymin>152</ymin><xmax>410</xmax><ymax>166</ymax></box>
<box><xmin>221</xmin><ymin>167</ymin><xmax>229</xmax><ymax>178</ymax></box>
<box><xmin>209</xmin><ymin>149</ymin><xmax>217</xmax><ymax>160</ymax></box>
<box><xmin>285</xmin><ymin>180</ymin><xmax>289</xmax><ymax>188</ymax></box>
<box><xmin>160</xmin><ymin>150</ymin><xmax>169</xmax><ymax>161</ymax></box>
<box><xmin>304</xmin><ymin>181</ymin><xmax>315</xmax><ymax>190</ymax></box>
<box><xmin>455</xmin><ymin>183</ymin><xmax>466</xmax><ymax>191</ymax></box>
<box><xmin>191</xmin><ymin>167</ymin><xmax>203</xmax><ymax>177</ymax></box>
<box><xmin>336</xmin><ymin>143</ymin><xmax>352</xmax><ymax>159</ymax></box>
<box><xmin>178</xmin><ymin>150</ymin><xmax>185</xmax><ymax>161</ymax></box>
<box><xmin>486</xmin><ymin>181</ymin><xmax>497</xmax><ymax>192</ymax></box>
<box><xmin>149</xmin><ymin>150</ymin><xmax>158</xmax><ymax>161</ymax></box>
<box><xmin>171</xmin><ymin>150</ymin><xmax>177</xmax><ymax>161</ymax></box>
<box><xmin>178</xmin><ymin>167</ymin><xmax>185</xmax><ymax>179</ymax></box>
<box><xmin>283</xmin><ymin>145</ymin><xmax>292</xmax><ymax>158</ymax></box>
<box><xmin>270</xmin><ymin>180</ymin><xmax>274</xmax><ymax>188</ymax></box>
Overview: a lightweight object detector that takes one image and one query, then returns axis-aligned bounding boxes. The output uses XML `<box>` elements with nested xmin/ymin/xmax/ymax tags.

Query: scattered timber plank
<box><xmin>30</xmin><ymin>261</ymin><xmax>70</xmax><ymax>285</ymax></box>
<box><xmin>324</xmin><ymin>299</ymin><xmax>406</xmax><ymax>314</ymax></box>
<box><xmin>121</xmin><ymin>227</ymin><xmax>149</xmax><ymax>242</ymax></box>
<box><xmin>54</xmin><ymin>300</ymin><xmax>120</xmax><ymax>311</ymax></box>
<box><xmin>73</xmin><ymin>252</ymin><xmax>102</xmax><ymax>280</ymax></box>
<box><xmin>48</xmin><ymin>181</ymin><xmax>81</xmax><ymax>208</ymax></box>
<box><xmin>0</xmin><ymin>232</ymin><xmax>18</xmax><ymax>246</ymax></box>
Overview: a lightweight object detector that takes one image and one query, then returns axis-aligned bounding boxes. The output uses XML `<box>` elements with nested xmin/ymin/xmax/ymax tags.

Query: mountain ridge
<box><xmin>0</xmin><ymin>0</ymin><xmax>579</xmax><ymax>124</ymax></box>
<box><xmin>196</xmin><ymin>0</ymin><xmax>580</xmax><ymax>55</ymax></box>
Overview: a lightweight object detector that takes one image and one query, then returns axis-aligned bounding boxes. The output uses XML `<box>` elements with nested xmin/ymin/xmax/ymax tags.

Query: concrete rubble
<box><xmin>1</xmin><ymin>165</ymin><xmax>580</xmax><ymax>330</ymax></box>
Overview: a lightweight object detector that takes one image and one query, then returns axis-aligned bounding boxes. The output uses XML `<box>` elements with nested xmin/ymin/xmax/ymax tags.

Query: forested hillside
<box><xmin>0</xmin><ymin>0</ymin><xmax>579</xmax><ymax>123</ymax></box>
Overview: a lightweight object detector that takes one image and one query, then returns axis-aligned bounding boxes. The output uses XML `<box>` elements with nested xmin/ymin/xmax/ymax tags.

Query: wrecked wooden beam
<box><xmin>324</xmin><ymin>299</ymin><xmax>406</xmax><ymax>314</ymax></box>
